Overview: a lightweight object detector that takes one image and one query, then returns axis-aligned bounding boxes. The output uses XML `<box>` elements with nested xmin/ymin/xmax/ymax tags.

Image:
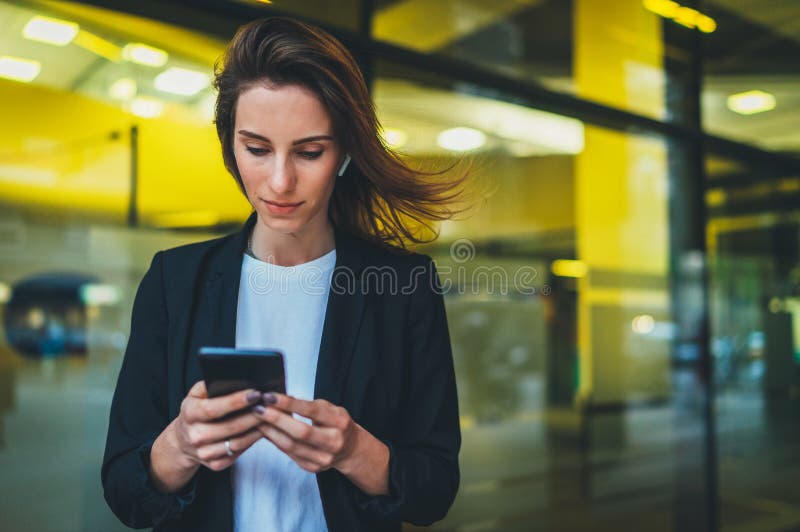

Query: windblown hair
<box><xmin>213</xmin><ymin>17</ymin><xmax>470</xmax><ymax>251</ymax></box>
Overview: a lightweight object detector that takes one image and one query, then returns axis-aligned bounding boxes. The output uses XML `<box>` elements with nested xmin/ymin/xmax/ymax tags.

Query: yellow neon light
<box><xmin>74</xmin><ymin>30</ymin><xmax>122</xmax><ymax>62</ymax></box>
<box><xmin>551</xmin><ymin>259</ymin><xmax>588</xmax><ymax>278</ymax></box>
<box><xmin>643</xmin><ymin>0</ymin><xmax>717</xmax><ymax>33</ymax></box>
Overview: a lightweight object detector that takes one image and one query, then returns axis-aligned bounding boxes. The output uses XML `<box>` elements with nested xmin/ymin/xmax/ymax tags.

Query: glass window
<box><xmin>374</xmin><ymin>61</ymin><xmax>703</xmax><ymax>530</ymax></box>
<box><xmin>0</xmin><ymin>2</ymin><xmax>243</xmax><ymax>528</ymax></box>
<box><xmin>373</xmin><ymin>0</ymin><xmax>688</xmax><ymax>124</ymax></box>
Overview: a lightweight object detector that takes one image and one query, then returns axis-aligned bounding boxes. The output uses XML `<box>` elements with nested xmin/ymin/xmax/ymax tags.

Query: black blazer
<box><xmin>101</xmin><ymin>213</ymin><xmax>461</xmax><ymax>531</ymax></box>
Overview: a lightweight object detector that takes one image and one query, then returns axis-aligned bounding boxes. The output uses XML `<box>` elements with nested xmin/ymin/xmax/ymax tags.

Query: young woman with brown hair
<box><xmin>102</xmin><ymin>17</ymin><xmax>464</xmax><ymax>532</ymax></box>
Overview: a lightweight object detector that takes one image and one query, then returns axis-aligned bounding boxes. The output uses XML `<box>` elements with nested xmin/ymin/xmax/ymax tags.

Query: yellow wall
<box><xmin>574</xmin><ymin>0</ymin><xmax>671</xmax><ymax>405</ymax></box>
<box><xmin>0</xmin><ymin>78</ymin><xmax>250</xmax><ymax>225</ymax></box>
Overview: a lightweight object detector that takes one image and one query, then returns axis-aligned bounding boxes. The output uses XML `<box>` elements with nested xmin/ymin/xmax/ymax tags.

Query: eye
<box><xmin>246</xmin><ymin>146</ymin><xmax>268</xmax><ymax>156</ymax></box>
<box><xmin>298</xmin><ymin>150</ymin><xmax>323</xmax><ymax>160</ymax></box>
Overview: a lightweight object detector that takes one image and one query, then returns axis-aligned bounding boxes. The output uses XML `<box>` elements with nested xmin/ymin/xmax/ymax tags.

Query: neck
<box><xmin>249</xmin><ymin>215</ymin><xmax>335</xmax><ymax>267</ymax></box>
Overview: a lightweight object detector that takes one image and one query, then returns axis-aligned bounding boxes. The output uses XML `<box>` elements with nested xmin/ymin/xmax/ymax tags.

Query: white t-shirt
<box><xmin>232</xmin><ymin>248</ymin><xmax>336</xmax><ymax>532</ymax></box>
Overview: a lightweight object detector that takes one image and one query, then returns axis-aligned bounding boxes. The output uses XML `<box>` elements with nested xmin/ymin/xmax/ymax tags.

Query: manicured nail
<box><xmin>246</xmin><ymin>391</ymin><xmax>262</xmax><ymax>404</ymax></box>
<box><xmin>253</xmin><ymin>404</ymin><xmax>266</xmax><ymax>414</ymax></box>
<box><xmin>262</xmin><ymin>392</ymin><xmax>277</xmax><ymax>405</ymax></box>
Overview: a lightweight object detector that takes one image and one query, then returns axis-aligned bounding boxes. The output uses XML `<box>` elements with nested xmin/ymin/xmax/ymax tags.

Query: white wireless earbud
<box><xmin>337</xmin><ymin>154</ymin><xmax>351</xmax><ymax>176</ymax></box>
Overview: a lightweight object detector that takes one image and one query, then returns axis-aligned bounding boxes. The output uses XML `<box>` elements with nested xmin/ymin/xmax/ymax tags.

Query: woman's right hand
<box><xmin>149</xmin><ymin>380</ymin><xmax>264</xmax><ymax>493</ymax></box>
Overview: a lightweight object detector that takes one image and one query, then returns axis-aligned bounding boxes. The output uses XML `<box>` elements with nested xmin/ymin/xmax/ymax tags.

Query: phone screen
<box><xmin>198</xmin><ymin>347</ymin><xmax>286</xmax><ymax>399</ymax></box>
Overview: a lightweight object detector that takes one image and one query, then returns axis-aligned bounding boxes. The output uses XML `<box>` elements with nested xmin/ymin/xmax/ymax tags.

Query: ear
<box><xmin>337</xmin><ymin>154</ymin><xmax>351</xmax><ymax>177</ymax></box>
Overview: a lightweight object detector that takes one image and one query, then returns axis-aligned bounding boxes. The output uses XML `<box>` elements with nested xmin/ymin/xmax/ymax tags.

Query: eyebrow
<box><xmin>237</xmin><ymin>130</ymin><xmax>334</xmax><ymax>145</ymax></box>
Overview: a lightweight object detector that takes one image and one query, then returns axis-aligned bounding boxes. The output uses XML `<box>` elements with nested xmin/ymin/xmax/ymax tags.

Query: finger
<box><xmin>188</xmin><ymin>380</ymin><xmax>207</xmax><ymax>399</ymax></box>
<box><xmin>191</xmin><ymin>388</ymin><xmax>262</xmax><ymax>422</ymax></box>
<box><xmin>258</xmin><ymin>424</ymin><xmax>334</xmax><ymax>472</ymax></box>
<box><xmin>202</xmin><ymin>429</ymin><xmax>264</xmax><ymax>472</ymax></box>
<box><xmin>197</xmin><ymin>428</ymin><xmax>263</xmax><ymax>463</ymax></box>
<box><xmin>189</xmin><ymin>410</ymin><xmax>265</xmax><ymax>446</ymax></box>
<box><xmin>253</xmin><ymin>405</ymin><xmax>334</xmax><ymax>450</ymax></box>
<box><xmin>269</xmin><ymin>394</ymin><xmax>343</xmax><ymax>427</ymax></box>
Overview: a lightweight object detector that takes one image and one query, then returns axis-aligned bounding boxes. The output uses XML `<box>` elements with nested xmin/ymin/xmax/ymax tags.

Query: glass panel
<box><xmin>702</xmin><ymin>1</ymin><xmax>800</xmax><ymax>154</ymax></box>
<box><xmin>706</xmin><ymin>154</ymin><xmax>800</xmax><ymax>531</ymax></box>
<box><xmin>0</xmin><ymin>206</ymin><xmax>218</xmax><ymax>530</ymax></box>
<box><xmin>374</xmin><ymin>61</ymin><xmax>705</xmax><ymax>531</ymax></box>
<box><xmin>373</xmin><ymin>0</ymin><xmax>691</xmax><ymax>123</ymax></box>
<box><xmin>0</xmin><ymin>2</ymin><xmax>244</xmax><ymax>529</ymax></box>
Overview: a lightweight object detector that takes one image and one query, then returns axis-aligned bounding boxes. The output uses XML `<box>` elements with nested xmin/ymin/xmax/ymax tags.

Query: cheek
<box><xmin>235</xmin><ymin>154</ymin><xmax>260</xmax><ymax>190</ymax></box>
<box><xmin>308</xmin><ymin>172</ymin><xmax>337</xmax><ymax>205</ymax></box>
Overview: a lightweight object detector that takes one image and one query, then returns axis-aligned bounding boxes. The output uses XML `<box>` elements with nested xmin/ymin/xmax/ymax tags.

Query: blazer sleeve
<box><xmin>355</xmin><ymin>256</ymin><xmax>461</xmax><ymax>525</ymax></box>
<box><xmin>101</xmin><ymin>251</ymin><xmax>199</xmax><ymax>528</ymax></box>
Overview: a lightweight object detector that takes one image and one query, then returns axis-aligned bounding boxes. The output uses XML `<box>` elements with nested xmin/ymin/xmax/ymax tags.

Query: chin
<box><xmin>258</xmin><ymin>212</ymin><xmax>309</xmax><ymax>235</ymax></box>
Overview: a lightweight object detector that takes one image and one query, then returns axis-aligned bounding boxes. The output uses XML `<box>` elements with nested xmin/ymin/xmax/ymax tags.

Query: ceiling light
<box><xmin>23</xmin><ymin>16</ymin><xmax>79</xmax><ymax>46</ymax></box>
<box><xmin>122</xmin><ymin>43</ymin><xmax>168</xmax><ymax>67</ymax></box>
<box><xmin>126</xmin><ymin>96</ymin><xmax>164</xmax><ymax>118</ymax></box>
<box><xmin>109</xmin><ymin>78</ymin><xmax>137</xmax><ymax>100</ymax></box>
<box><xmin>632</xmin><ymin>314</ymin><xmax>656</xmax><ymax>335</ymax></box>
<box><xmin>382</xmin><ymin>128</ymin><xmax>408</xmax><ymax>148</ymax></box>
<box><xmin>437</xmin><ymin>127</ymin><xmax>486</xmax><ymax>152</ymax></box>
<box><xmin>154</xmin><ymin>67</ymin><xmax>210</xmax><ymax>96</ymax></box>
<box><xmin>727</xmin><ymin>90</ymin><xmax>776</xmax><ymax>115</ymax></box>
<box><xmin>0</xmin><ymin>56</ymin><xmax>41</xmax><ymax>82</ymax></box>
<box><xmin>80</xmin><ymin>284</ymin><xmax>120</xmax><ymax>306</ymax></box>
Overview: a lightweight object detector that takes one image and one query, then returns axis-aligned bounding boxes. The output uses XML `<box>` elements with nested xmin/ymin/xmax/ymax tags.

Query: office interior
<box><xmin>0</xmin><ymin>1</ymin><xmax>799</xmax><ymax>530</ymax></box>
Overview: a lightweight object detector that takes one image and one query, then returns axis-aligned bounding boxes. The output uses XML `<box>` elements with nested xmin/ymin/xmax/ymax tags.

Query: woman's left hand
<box><xmin>251</xmin><ymin>393</ymin><xmax>389</xmax><ymax>495</ymax></box>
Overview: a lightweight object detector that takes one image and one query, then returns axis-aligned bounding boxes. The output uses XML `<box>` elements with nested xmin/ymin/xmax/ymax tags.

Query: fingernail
<box><xmin>262</xmin><ymin>392</ymin><xmax>277</xmax><ymax>405</ymax></box>
<box><xmin>246</xmin><ymin>391</ymin><xmax>262</xmax><ymax>404</ymax></box>
<box><xmin>253</xmin><ymin>404</ymin><xmax>266</xmax><ymax>414</ymax></box>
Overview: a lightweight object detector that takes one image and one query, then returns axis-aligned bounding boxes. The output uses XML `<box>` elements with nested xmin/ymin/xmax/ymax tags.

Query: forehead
<box><xmin>234</xmin><ymin>82</ymin><xmax>333</xmax><ymax>137</ymax></box>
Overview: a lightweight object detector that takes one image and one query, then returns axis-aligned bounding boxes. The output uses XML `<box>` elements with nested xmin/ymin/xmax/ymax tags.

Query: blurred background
<box><xmin>0</xmin><ymin>0</ymin><xmax>799</xmax><ymax>530</ymax></box>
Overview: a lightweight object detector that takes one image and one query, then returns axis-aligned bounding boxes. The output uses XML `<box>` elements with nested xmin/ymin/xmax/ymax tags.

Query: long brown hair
<box><xmin>213</xmin><ymin>17</ymin><xmax>471</xmax><ymax>251</ymax></box>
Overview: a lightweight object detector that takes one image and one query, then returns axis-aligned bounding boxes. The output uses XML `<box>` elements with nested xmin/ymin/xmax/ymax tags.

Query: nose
<box><xmin>267</xmin><ymin>154</ymin><xmax>297</xmax><ymax>195</ymax></box>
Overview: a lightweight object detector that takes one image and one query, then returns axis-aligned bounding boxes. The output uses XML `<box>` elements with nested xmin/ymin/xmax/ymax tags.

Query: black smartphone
<box><xmin>198</xmin><ymin>347</ymin><xmax>287</xmax><ymax>399</ymax></box>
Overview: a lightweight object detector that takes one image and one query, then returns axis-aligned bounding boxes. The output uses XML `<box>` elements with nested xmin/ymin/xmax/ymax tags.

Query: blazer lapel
<box><xmin>314</xmin><ymin>225</ymin><xmax>368</xmax><ymax>406</ymax></box>
<box><xmin>183</xmin><ymin>213</ymin><xmax>254</xmax><ymax>394</ymax></box>
<box><xmin>183</xmin><ymin>213</ymin><xmax>368</xmax><ymax>407</ymax></box>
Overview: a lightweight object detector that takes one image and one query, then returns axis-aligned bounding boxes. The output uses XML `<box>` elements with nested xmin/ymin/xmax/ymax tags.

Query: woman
<box><xmin>102</xmin><ymin>17</ymin><xmax>465</xmax><ymax>532</ymax></box>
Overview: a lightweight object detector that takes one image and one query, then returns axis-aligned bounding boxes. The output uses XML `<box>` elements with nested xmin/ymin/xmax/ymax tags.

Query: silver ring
<box><xmin>225</xmin><ymin>439</ymin><xmax>235</xmax><ymax>457</ymax></box>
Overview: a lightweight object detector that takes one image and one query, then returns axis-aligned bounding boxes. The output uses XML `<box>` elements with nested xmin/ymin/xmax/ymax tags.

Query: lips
<box><xmin>261</xmin><ymin>198</ymin><xmax>304</xmax><ymax>215</ymax></box>
<box><xmin>265</xmin><ymin>200</ymin><xmax>303</xmax><ymax>207</ymax></box>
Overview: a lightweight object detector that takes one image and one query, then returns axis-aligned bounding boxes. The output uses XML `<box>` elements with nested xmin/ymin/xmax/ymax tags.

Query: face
<box><xmin>233</xmin><ymin>82</ymin><xmax>342</xmax><ymax>237</ymax></box>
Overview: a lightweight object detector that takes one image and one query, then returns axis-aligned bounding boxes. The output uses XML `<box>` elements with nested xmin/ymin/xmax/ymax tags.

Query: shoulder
<box><xmin>144</xmin><ymin>231</ymin><xmax>241</xmax><ymax>291</ymax></box>
<box><xmin>344</xmin><ymin>232</ymin><xmax>434</xmax><ymax>274</ymax></box>
<box><xmin>339</xmin><ymin>232</ymin><xmax>439</xmax><ymax>299</ymax></box>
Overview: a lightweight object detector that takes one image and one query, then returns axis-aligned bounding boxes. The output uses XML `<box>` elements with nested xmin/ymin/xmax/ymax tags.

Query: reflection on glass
<box><xmin>4</xmin><ymin>273</ymin><xmax>96</xmax><ymax>358</ymax></box>
<box><xmin>372</xmin><ymin>61</ymin><xmax>701</xmax><ymax>530</ymax></box>
<box><xmin>706</xmin><ymin>154</ymin><xmax>800</xmax><ymax>531</ymax></box>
